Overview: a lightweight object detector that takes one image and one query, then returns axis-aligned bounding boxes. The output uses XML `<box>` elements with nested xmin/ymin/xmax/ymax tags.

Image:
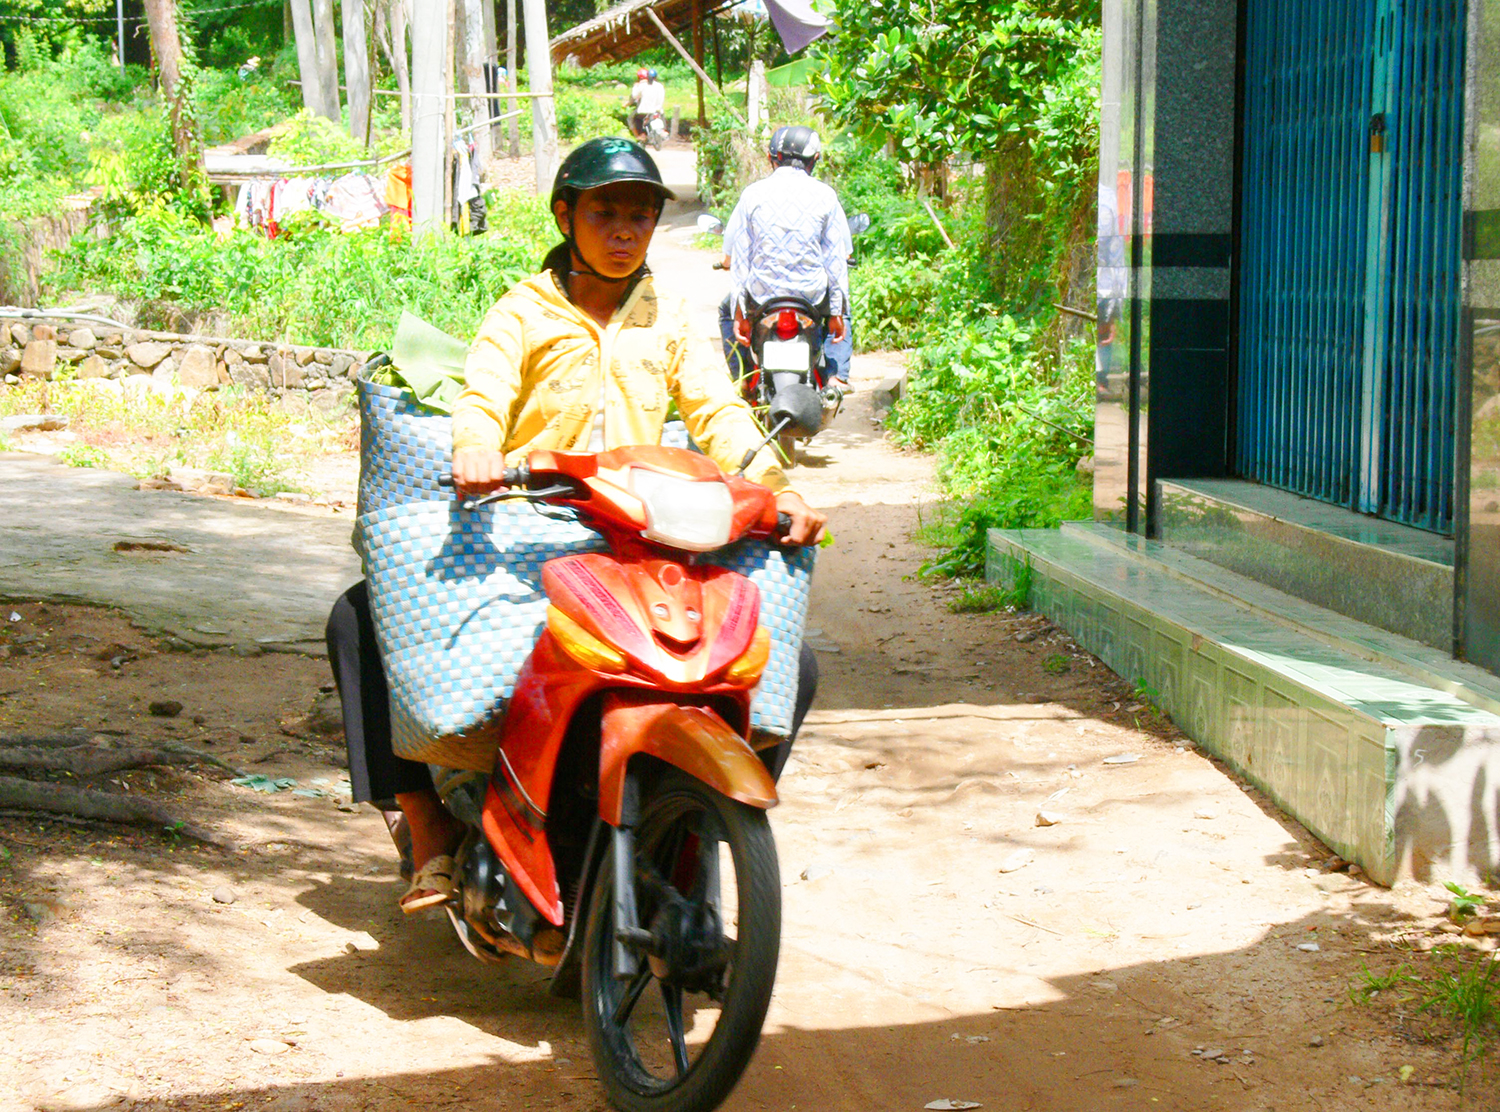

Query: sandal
<box><xmin>399</xmin><ymin>854</ymin><xmax>458</xmax><ymax>914</ymax></box>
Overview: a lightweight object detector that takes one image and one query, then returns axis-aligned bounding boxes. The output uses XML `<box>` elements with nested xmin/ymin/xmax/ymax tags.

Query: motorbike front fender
<box><xmin>598</xmin><ymin>693</ymin><xmax>778</xmax><ymax>826</ymax></box>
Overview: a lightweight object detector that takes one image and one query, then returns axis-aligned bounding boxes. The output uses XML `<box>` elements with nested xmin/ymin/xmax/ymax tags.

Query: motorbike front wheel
<box><xmin>582</xmin><ymin>771</ymin><xmax>780</xmax><ymax>1112</ymax></box>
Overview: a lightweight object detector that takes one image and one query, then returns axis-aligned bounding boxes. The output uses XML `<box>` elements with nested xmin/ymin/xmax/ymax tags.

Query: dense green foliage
<box><xmin>813</xmin><ymin>0</ymin><xmax>1098</xmax><ymax>171</ymax></box>
<box><xmin>50</xmin><ymin>193</ymin><xmax>558</xmax><ymax>350</ymax></box>
<box><xmin>808</xmin><ymin>1</ymin><xmax>1101</xmax><ymax>575</ymax></box>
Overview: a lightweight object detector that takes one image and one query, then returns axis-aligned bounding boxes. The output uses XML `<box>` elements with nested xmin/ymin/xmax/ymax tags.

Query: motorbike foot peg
<box><xmin>615</xmin><ymin>926</ymin><xmax>654</xmax><ymax>951</ymax></box>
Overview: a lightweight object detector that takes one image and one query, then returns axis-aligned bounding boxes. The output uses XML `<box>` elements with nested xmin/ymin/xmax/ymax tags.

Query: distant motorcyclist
<box><xmin>626</xmin><ymin>68</ymin><xmax>664</xmax><ymax>140</ymax></box>
<box><xmin>724</xmin><ymin>125</ymin><xmax>853</xmax><ymax>391</ymax></box>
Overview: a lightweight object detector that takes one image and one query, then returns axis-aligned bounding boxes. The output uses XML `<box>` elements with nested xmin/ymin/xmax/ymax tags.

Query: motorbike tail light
<box><xmin>775</xmin><ymin>309</ymin><xmax>799</xmax><ymax>340</ymax></box>
<box><xmin>724</xmin><ymin>626</ymin><xmax>772</xmax><ymax>685</ymax></box>
<box><xmin>546</xmin><ymin>606</ymin><xmax>627</xmax><ymax>673</ymax></box>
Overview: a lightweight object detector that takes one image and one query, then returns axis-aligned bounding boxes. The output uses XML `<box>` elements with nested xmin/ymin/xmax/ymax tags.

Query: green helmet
<box><xmin>550</xmin><ymin>137</ymin><xmax>676</xmax><ymax>209</ymax></box>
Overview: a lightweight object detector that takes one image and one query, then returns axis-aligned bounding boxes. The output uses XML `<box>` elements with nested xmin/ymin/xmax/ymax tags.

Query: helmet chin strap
<box><xmin>566</xmin><ymin>240</ymin><xmax>636</xmax><ymax>284</ymax></box>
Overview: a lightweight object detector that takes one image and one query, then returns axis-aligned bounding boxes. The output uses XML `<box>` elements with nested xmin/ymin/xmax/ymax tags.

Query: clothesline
<box><xmin>289</xmin><ymin>81</ymin><xmax>553</xmax><ymax>102</ymax></box>
<box><xmin>205</xmin><ymin>109</ymin><xmax>523</xmax><ymax>185</ymax></box>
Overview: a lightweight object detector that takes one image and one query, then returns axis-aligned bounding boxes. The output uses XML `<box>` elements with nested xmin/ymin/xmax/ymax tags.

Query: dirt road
<box><xmin>0</xmin><ymin>147</ymin><xmax>1486</xmax><ymax>1112</ymax></box>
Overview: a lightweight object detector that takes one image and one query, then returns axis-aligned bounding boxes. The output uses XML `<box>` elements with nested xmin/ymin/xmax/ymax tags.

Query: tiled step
<box><xmin>1059</xmin><ymin>521</ymin><xmax>1500</xmax><ymax>718</ymax></box>
<box><xmin>987</xmin><ymin>525</ymin><xmax>1500</xmax><ymax>886</ymax></box>
<box><xmin>1156</xmin><ymin>479</ymin><xmax>1453</xmax><ymax>649</ymax></box>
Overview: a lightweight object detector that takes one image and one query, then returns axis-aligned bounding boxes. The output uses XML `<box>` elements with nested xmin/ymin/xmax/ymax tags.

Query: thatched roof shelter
<box><xmin>549</xmin><ymin>0</ymin><xmax>738</xmax><ymax>67</ymax></box>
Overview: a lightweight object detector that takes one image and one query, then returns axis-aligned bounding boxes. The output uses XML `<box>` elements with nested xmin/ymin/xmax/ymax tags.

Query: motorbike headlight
<box><xmin>629</xmin><ymin>468</ymin><xmax>734</xmax><ymax>552</ymax></box>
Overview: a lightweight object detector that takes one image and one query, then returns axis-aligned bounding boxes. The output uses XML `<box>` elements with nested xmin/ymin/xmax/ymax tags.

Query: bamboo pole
<box><xmin>642</xmin><ymin>7</ymin><xmax>743</xmax><ymax>126</ymax></box>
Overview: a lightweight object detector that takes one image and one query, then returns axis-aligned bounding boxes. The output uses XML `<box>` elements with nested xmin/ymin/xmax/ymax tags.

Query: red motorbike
<box><xmin>429</xmin><ymin>438</ymin><xmax>810</xmax><ymax>1112</ymax></box>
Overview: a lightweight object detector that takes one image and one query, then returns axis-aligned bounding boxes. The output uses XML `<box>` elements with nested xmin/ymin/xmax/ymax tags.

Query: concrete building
<box><xmin>993</xmin><ymin>0</ymin><xmax>1500</xmax><ymax>885</ymax></box>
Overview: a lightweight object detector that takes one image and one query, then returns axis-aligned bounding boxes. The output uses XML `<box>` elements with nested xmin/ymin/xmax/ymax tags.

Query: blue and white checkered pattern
<box><xmin>716</xmin><ymin>538</ymin><xmax>815</xmax><ymax>734</ymax></box>
<box><xmin>357</xmin><ymin>377</ymin><xmax>812</xmax><ymax>768</ymax></box>
<box><xmin>358</xmin><ymin>379</ymin><xmax>453</xmax><ymax>517</ymax></box>
<box><xmin>362</xmin><ymin>499</ymin><xmax>607</xmax><ymax>767</ymax></box>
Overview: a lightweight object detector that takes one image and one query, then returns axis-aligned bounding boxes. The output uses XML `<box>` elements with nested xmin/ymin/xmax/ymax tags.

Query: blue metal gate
<box><xmin>1236</xmin><ymin>0</ymin><xmax>1464</xmax><ymax>533</ymax></box>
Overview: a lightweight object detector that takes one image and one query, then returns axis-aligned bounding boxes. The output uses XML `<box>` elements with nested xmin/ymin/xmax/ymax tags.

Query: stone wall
<box><xmin>0</xmin><ymin>318</ymin><xmax>366</xmax><ymax>412</ymax></box>
<box><xmin>0</xmin><ymin>193</ymin><xmax>100</xmax><ymax>306</ymax></box>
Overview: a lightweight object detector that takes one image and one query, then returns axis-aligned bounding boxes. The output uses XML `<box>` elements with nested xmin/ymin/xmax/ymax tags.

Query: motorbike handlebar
<box><xmin>438</xmin><ymin>465</ymin><xmax>528</xmax><ymax>492</ymax></box>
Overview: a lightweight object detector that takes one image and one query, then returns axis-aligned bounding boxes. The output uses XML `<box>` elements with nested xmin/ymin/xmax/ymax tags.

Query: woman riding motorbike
<box><xmin>326</xmin><ymin>137</ymin><xmax>826</xmax><ymax>912</ymax></box>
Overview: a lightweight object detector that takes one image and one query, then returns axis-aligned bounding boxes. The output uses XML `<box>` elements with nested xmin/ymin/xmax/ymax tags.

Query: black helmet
<box><xmin>550</xmin><ymin>137</ymin><xmax>676</xmax><ymax>209</ymax></box>
<box><xmin>769</xmin><ymin>125</ymin><xmax>821</xmax><ymax>169</ymax></box>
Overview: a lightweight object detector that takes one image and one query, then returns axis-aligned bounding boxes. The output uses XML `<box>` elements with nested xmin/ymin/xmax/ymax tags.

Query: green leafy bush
<box><xmin>554</xmin><ymin>86</ymin><xmax>628</xmax><ymax>141</ymax></box>
<box><xmin>49</xmin><ymin>191</ymin><xmax>558</xmax><ymax>350</ymax></box>
<box><xmin>87</xmin><ymin>108</ymin><xmax>195</xmax><ymax>219</ymax></box>
<box><xmin>693</xmin><ymin>108</ymin><xmax>759</xmax><ymax>210</ymax></box>
<box><xmin>195</xmin><ymin>68</ymin><xmax>297</xmax><ymax>145</ymax></box>
<box><xmin>850</xmin><ymin>256</ymin><xmax>941</xmax><ymax>352</ymax></box>
<box><xmin>266</xmin><ymin>109</ymin><xmax>369</xmax><ymax>166</ymax></box>
<box><xmin>890</xmin><ymin>314</ymin><xmax>1094</xmax><ymax>576</ymax></box>
<box><xmin>71</xmin><ymin>39</ymin><xmax>147</xmax><ymax>103</ymax></box>
<box><xmin>56</xmin><ymin>443</ymin><xmax>112</xmax><ymax>469</ymax></box>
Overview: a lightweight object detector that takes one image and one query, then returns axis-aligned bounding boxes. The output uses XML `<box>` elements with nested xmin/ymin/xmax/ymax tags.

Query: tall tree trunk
<box><xmin>505</xmin><ymin>0</ymin><xmax>519</xmax><ymax>157</ymax></box>
<box><xmin>375</xmin><ymin>0</ymin><xmax>413</xmax><ymax>134</ymax></box>
<box><xmin>311</xmin><ymin>0</ymin><xmax>342</xmax><ymax>121</ymax></box>
<box><xmin>289</xmin><ymin>0</ymin><xmax>337</xmax><ymax>118</ymax></box>
<box><xmin>343</xmin><ymin>0</ymin><xmax>372</xmax><ymax>144</ymax></box>
<box><xmin>410</xmin><ymin>0</ymin><xmax>449</xmax><ymax>231</ymax></box>
<box><xmin>691</xmin><ymin>0</ymin><xmax>704</xmax><ymax>125</ymax></box>
<box><xmin>459</xmin><ymin>0</ymin><xmax>492</xmax><ymax>169</ymax></box>
<box><xmin>479</xmin><ymin>0</ymin><xmax>499</xmax><ymax>152</ymax></box>
<box><xmin>141</xmin><ymin>0</ymin><xmax>203</xmax><ymax>190</ymax></box>
<box><xmin>520</xmin><ymin>0</ymin><xmax>557</xmax><ymax>193</ymax></box>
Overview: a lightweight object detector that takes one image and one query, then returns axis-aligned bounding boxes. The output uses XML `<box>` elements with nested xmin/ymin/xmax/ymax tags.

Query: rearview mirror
<box><xmin>697</xmin><ymin>214</ymin><xmax>725</xmax><ymax>236</ymax></box>
<box><xmin>847</xmin><ymin>212</ymin><xmax>871</xmax><ymax>236</ymax></box>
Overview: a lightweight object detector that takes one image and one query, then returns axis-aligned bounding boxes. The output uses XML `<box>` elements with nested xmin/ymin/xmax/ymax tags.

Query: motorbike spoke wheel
<box><xmin>583</xmin><ymin>771</ymin><xmax>780</xmax><ymax>1112</ymax></box>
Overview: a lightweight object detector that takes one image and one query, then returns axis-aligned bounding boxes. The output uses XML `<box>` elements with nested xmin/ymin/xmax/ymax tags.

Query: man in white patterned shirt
<box><xmin>725</xmin><ymin>126</ymin><xmax>853</xmax><ymax>389</ymax></box>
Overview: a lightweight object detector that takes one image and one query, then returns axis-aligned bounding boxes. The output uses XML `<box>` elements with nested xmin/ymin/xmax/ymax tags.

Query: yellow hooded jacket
<box><xmin>452</xmin><ymin>269</ymin><xmax>790</xmax><ymax>493</ymax></box>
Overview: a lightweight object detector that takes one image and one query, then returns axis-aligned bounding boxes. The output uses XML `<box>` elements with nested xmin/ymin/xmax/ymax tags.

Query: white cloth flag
<box><xmin>762</xmin><ymin>0</ymin><xmax>828</xmax><ymax>55</ymax></box>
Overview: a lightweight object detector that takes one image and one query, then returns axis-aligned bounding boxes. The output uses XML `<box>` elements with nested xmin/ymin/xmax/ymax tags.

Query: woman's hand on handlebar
<box><xmin>774</xmin><ymin>491</ymin><xmax>826</xmax><ymax>546</ymax></box>
<box><xmin>452</xmin><ymin>449</ymin><xmax>509</xmax><ymax>497</ymax></box>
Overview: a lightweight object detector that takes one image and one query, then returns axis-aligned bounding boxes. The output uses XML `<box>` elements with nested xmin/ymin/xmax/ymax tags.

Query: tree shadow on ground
<box><xmin>32</xmin><ymin>897</ymin><xmax>1477</xmax><ymax>1112</ymax></box>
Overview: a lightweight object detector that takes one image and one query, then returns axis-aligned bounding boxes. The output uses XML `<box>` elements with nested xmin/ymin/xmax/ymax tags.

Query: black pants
<box><xmin>326</xmin><ymin>581</ymin><xmax>817</xmax><ymax>803</ymax></box>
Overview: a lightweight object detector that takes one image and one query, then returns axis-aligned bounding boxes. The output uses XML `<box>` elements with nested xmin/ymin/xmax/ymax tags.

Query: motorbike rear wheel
<box><xmin>582</xmin><ymin>771</ymin><xmax>780</xmax><ymax>1112</ymax></box>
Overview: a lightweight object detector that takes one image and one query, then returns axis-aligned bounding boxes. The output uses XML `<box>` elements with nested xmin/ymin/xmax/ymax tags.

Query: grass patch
<box><xmin>0</xmin><ymin>380</ymin><xmax>352</xmax><ymax>495</ymax></box>
<box><xmin>947</xmin><ymin>583</ymin><xmax>1024</xmax><ymax>614</ymax></box>
<box><xmin>1354</xmin><ymin>947</ymin><xmax>1500</xmax><ymax>1079</ymax></box>
<box><xmin>944</xmin><ymin>551</ymin><xmax>1034</xmax><ymax>614</ymax></box>
<box><xmin>1043</xmin><ymin>652</ymin><xmax>1071</xmax><ymax>675</ymax></box>
<box><xmin>55</xmin><ymin>443</ymin><xmax>112</xmax><ymax>469</ymax></box>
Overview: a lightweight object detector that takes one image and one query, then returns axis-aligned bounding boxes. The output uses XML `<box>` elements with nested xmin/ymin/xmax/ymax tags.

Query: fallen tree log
<box><xmin>0</xmin><ymin>736</ymin><xmax>246</xmax><ymax>778</ymax></box>
<box><xmin>0</xmin><ymin>776</ymin><xmax>233</xmax><ymax>847</ymax></box>
<box><xmin>0</xmin><ymin>746</ymin><xmax>202</xmax><ymax>777</ymax></box>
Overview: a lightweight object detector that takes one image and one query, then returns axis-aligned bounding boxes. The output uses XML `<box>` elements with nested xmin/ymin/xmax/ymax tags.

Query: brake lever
<box><xmin>459</xmin><ymin>483</ymin><xmax>580</xmax><ymax>512</ymax></box>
